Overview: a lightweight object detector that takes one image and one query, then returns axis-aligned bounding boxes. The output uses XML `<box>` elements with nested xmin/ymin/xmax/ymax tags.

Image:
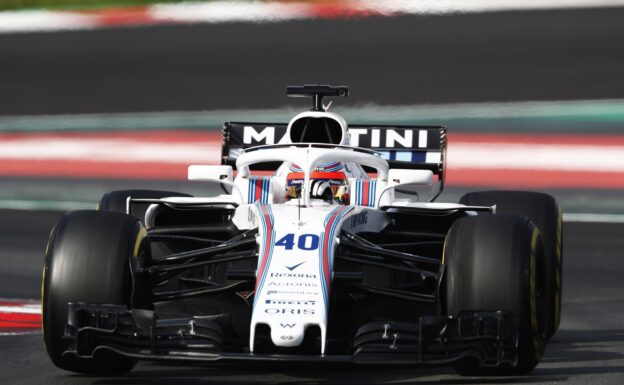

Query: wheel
<box><xmin>99</xmin><ymin>189</ymin><xmax>192</xmax><ymax>221</ymax></box>
<box><xmin>42</xmin><ymin>210</ymin><xmax>145</xmax><ymax>374</ymax></box>
<box><xmin>459</xmin><ymin>190</ymin><xmax>562</xmax><ymax>339</ymax></box>
<box><xmin>444</xmin><ymin>215</ymin><xmax>548</xmax><ymax>375</ymax></box>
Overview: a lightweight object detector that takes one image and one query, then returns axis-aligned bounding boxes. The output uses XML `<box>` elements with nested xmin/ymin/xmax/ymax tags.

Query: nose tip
<box><xmin>270</xmin><ymin>322</ymin><xmax>306</xmax><ymax>347</ymax></box>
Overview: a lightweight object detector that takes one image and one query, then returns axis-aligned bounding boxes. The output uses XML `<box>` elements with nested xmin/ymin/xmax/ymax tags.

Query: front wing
<box><xmin>63</xmin><ymin>303</ymin><xmax>518</xmax><ymax>367</ymax></box>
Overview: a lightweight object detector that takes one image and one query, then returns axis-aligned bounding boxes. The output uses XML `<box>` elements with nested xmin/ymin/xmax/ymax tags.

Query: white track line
<box><xmin>3</xmin><ymin>138</ymin><xmax>624</xmax><ymax>173</ymax></box>
<box><xmin>563</xmin><ymin>213</ymin><xmax>624</xmax><ymax>223</ymax></box>
<box><xmin>0</xmin><ymin>138</ymin><xmax>220</xmax><ymax>163</ymax></box>
<box><xmin>0</xmin><ymin>331</ymin><xmax>41</xmax><ymax>336</ymax></box>
<box><xmin>0</xmin><ymin>304</ymin><xmax>41</xmax><ymax>315</ymax></box>
<box><xmin>0</xmin><ymin>200</ymin><xmax>94</xmax><ymax>211</ymax></box>
<box><xmin>364</xmin><ymin>0</ymin><xmax>624</xmax><ymax>15</ymax></box>
<box><xmin>448</xmin><ymin>144</ymin><xmax>624</xmax><ymax>172</ymax></box>
<box><xmin>0</xmin><ymin>11</ymin><xmax>95</xmax><ymax>33</ymax></box>
<box><xmin>149</xmin><ymin>2</ymin><xmax>311</xmax><ymax>23</ymax></box>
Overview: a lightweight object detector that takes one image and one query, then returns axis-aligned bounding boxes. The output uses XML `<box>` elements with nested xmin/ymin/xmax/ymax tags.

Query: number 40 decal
<box><xmin>275</xmin><ymin>233</ymin><xmax>319</xmax><ymax>250</ymax></box>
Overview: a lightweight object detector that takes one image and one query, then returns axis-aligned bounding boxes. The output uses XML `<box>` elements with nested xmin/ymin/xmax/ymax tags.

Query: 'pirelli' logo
<box><xmin>241</xmin><ymin>125</ymin><xmax>429</xmax><ymax>149</ymax></box>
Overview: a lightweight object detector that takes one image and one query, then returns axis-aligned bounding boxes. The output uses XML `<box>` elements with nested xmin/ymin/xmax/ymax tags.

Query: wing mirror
<box><xmin>188</xmin><ymin>165</ymin><xmax>233</xmax><ymax>182</ymax></box>
<box><xmin>387</xmin><ymin>169</ymin><xmax>433</xmax><ymax>187</ymax></box>
<box><xmin>188</xmin><ymin>165</ymin><xmax>244</xmax><ymax>203</ymax></box>
<box><xmin>377</xmin><ymin>169</ymin><xmax>435</xmax><ymax>206</ymax></box>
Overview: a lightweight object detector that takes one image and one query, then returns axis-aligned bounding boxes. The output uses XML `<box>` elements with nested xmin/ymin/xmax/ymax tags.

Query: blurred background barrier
<box><xmin>1</xmin><ymin>2</ymin><xmax>624</xmax><ymax>212</ymax></box>
<box><xmin>3</xmin><ymin>0</ymin><xmax>624</xmax><ymax>33</ymax></box>
<box><xmin>1</xmin><ymin>104</ymin><xmax>624</xmax><ymax>187</ymax></box>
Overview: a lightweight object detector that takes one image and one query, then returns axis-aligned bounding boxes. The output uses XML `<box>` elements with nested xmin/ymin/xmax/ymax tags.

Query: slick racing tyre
<box><xmin>459</xmin><ymin>191</ymin><xmax>562</xmax><ymax>339</ymax></box>
<box><xmin>42</xmin><ymin>210</ymin><xmax>145</xmax><ymax>374</ymax></box>
<box><xmin>99</xmin><ymin>189</ymin><xmax>192</xmax><ymax>222</ymax></box>
<box><xmin>444</xmin><ymin>215</ymin><xmax>548</xmax><ymax>375</ymax></box>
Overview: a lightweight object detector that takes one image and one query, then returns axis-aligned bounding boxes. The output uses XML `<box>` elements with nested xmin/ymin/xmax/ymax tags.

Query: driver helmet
<box><xmin>286</xmin><ymin>162</ymin><xmax>349</xmax><ymax>204</ymax></box>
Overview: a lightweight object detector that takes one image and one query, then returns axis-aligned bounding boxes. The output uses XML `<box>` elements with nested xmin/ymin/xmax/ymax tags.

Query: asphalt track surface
<box><xmin>0</xmin><ymin>208</ymin><xmax>623</xmax><ymax>384</ymax></box>
<box><xmin>2</xmin><ymin>7</ymin><xmax>624</xmax><ymax>115</ymax></box>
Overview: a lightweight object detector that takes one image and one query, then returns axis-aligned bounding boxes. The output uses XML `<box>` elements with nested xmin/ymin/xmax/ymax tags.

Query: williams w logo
<box><xmin>280</xmin><ymin>323</ymin><xmax>295</xmax><ymax>328</ymax></box>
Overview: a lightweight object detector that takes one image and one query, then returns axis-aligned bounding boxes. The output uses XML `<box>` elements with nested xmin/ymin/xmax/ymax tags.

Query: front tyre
<box><xmin>444</xmin><ymin>215</ymin><xmax>548</xmax><ymax>375</ymax></box>
<box><xmin>42</xmin><ymin>210</ymin><xmax>144</xmax><ymax>374</ymax></box>
<box><xmin>459</xmin><ymin>190</ymin><xmax>563</xmax><ymax>339</ymax></box>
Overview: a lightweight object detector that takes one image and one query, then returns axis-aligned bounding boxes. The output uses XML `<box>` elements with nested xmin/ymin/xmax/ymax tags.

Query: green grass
<box><xmin>0</xmin><ymin>0</ymin><xmax>211</xmax><ymax>11</ymax></box>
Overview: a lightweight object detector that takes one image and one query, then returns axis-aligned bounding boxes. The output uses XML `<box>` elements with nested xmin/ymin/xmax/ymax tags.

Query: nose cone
<box><xmin>270</xmin><ymin>322</ymin><xmax>306</xmax><ymax>347</ymax></box>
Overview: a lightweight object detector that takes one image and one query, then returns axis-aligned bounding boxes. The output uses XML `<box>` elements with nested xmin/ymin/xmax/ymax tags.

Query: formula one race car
<box><xmin>42</xmin><ymin>85</ymin><xmax>563</xmax><ymax>376</ymax></box>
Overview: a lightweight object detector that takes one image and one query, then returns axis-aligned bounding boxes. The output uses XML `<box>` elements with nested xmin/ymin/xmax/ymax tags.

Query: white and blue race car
<box><xmin>42</xmin><ymin>85</ymin><xmax>563</xmax><ymax>376</ymax></box>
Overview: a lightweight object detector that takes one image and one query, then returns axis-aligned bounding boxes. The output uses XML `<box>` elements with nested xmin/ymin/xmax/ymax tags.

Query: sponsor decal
<box><xmin>285</xmin><ymin>261</ymin><xmax>306</xmax><ymax>271</ymax></box>
<box><xmin>243</xmin><ymin>126</ymin><xmax>276</xmax><ymax>145</ymax></box>
<box><xmin>349</xmin><ymin>128</ymin><xmax>427</xmax><ymax>148</ymax></box>
<box><xmin>266</xmin><ymin>290</ymin><xmax>317</xmax><ymax>296</ymax></box>
<box><xmin>242</xmin><ymin>126</ymin><xmax>428</xmax><ymax>149</ymax></box>
<box><xmin>349</xmin><ymin>210</ymin><xmax>368</xmax><ymax>227</ymax></box>
<box><xmin>267</xmin><ymin>282</ymin><xmax>318</xmax><ymax>287</ymax></box>
<box><xmin>266</xmin><ymin>299</ymin><xmax>316</xmax><ymax>306</ymax></box>
<box><xmin>280</xmin><ymin>323</ymin><xmax>296</xmax><ymax>328</ymax></box>
<box><xmin>275</xmin><ymin>233</ymin><xmax>320</xmax><ymax>251</ymax></box>
<box><xmin>265</xmin><ymin>308</ymin><xmax>315</xmax><ymax>315</ymax></box>
<box><xmin>269</xmin><ymin>272</ymin><xmax>316</xmax><ymax>279</ymax></box>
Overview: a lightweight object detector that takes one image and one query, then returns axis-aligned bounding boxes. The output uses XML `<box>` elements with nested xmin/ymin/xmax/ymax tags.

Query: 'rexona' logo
<box><xmin>270</xmin><ymin>272</ymin><xmax>316</xmax><ymax>279</ymax></box>
<box><xmin>280</xmin><ymin>323</ymin><xmax>295</xmax><ymax>328</ymax></box>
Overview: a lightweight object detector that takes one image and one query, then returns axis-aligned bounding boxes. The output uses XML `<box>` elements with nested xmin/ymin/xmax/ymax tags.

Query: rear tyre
<box><xmin>42</xmin><ymin>210</ymin><xmax>144</xmax><ymax>374</ymax></box>
<box><xmin>444</xmin><ymin>215</ymin><xmax>547</xmax><ymax>375</ymax></box>
<box><xmin>99</xmin><ymin>189</ymin><xmax>192</xmax><ymax>221</ymax></box>
<box><xmin>459</xmin><ymin>191</ymin><xmax>562</xmax><ymax>339</ymax></box>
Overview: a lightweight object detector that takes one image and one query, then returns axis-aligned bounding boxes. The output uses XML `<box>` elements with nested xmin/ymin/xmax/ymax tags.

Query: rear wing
<box><xmin>221</xmin><ymin>122</ymin><xmax>447</xmax><ymax>197</ymax></box>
